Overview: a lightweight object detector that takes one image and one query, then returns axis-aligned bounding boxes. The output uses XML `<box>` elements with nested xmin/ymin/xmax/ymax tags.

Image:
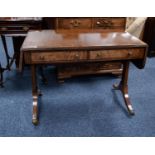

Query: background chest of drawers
<box><xmin>0</xmin><ymin>18</ymin><xmax>43</xmax><ymax>67</ymax></box>
<box><xmin>0</xmin><ymin>18</ymin><xmax>42</xmax><ymax>34</ymax></box>
<box><xmin>53</xmin><ymin>17</ymin><xmax>126</xmax><ymax>81</ymax></box>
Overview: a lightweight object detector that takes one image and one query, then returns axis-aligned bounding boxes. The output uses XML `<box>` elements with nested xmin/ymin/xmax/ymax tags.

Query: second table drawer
<box><xmin>89</xmin><ymin>49</ymin><xmax>145</xmax><ymax>60</ymax></box>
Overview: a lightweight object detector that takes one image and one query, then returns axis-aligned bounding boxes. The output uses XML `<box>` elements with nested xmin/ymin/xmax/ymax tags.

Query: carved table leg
<box><xmin>31</xmin><ymin>65</ymin><xmax>42</xmax><ymax>125</ymax></box>
<box><xmin>113</xmin><ymin>61</ymin><xmax>135</xmax><ymax>115</ymax></box>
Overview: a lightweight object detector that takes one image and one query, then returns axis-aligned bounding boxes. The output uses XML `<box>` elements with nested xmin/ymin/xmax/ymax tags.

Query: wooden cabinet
<box><xmin>54</xmin><ymin>17</ymin><xmax>126</xmax><ymax>81</ymax></box>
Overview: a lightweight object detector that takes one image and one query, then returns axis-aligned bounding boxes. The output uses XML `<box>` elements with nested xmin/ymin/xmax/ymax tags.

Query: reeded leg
<box><xmin>31</xmin><ymin>65</ymin><xmax>41</xmax><ymax>125</ymax></box>
<box><xmin>113</xmin><ymin>61</ymin><xmax>135</xmax><ymax>115</ymax></box>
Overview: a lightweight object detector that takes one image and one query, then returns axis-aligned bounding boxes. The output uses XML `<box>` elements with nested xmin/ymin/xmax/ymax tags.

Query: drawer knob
<box><xmin>96</xmin><ymin>53</ymin><xmax>101</xmax><ymax>57</ymax></box>
<box><xmin>128</xmin><ymin>51</ymin><xmax>132</xmax><ymax>56</ymax></box>
<box><xmin>70</xmin><ymin>20</ymin><xmax>81</xmax><ymax>27</ymax></box>
<box><xmin>39</xmin><ymin>56</ymin><xmax>45</xmax><ymax>60</ymax></box>
<box><xmin>96</xmin><ymin>21</ymin><xmax>101</xmax><ymax>25</ymax></box>
<box><xmin>96</xmin><ymin>20</ymin><xmax>113</xmax><ymax>28</ymax></box>
<box><xmin>75</xmin><ymin>54</ymin><xmax>79</xmax><ymax>59</ymax></box>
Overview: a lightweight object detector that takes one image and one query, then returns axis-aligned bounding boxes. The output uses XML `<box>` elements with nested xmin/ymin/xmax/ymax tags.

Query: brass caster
<box><xmin>32</xmin><ymin>119</ymin><xmax>39</xmax><ymax>125</ymax></box>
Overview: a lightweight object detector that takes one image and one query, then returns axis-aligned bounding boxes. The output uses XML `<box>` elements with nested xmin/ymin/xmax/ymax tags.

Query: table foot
<box><xmin>123</xmin><ymin>96</ymin><xmax>135</xmax><ymax>115</ymax></box>
<box><xmin>32</xmin><ymin>118</ymin><xmax>39</xmax><ymax>125</ymax></box>
<box><xmin>113</xmin><ymin>83</ymin><xmax>135</xmax><ymax>115</ymax></box>
<box><xmin>32</xmin><ymin>95</ymin><xmax>39</xmax><ymax>125</ymax></box>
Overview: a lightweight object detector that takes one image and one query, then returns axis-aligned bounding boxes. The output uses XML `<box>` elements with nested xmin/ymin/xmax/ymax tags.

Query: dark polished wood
<box><xmin>20</xmin><ymin>30</ymin><xmax>147</xmax><ymax>124</ymax></box>
<box><xmin>54</xmin><ymin>17</ymin><xmax>126</xmax><ymax>81</ymax></box>
<box><xmin>113</xmin><ymin>61</ymin><xmax>134</xmax><ymax>115</ymax></box>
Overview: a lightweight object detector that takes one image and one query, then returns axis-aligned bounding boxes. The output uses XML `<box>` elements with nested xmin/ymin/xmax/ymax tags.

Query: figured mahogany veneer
<box><xmin>20</xmin><ymin>30</ymin><xmax>147</xmax><ymax>125</ymax></box>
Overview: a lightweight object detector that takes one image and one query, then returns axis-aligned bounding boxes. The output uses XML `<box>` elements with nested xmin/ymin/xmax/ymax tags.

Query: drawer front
<box><xmin>56</xmin><ymin>18</ymin><xmax>92</xmax><ymax>29</ymax></box>
<box><xmin>89</xmin><ymin>49</ymin><xmax>145</xmax><ymax>60</ymax></box>
<box><xmin>31</xmin><ymin>51</ymin><xmax>87</xmax><ymax>63</ymax></box>
<box><xmin>0</xmin><ymin>24</ymin><xmax>41</xmax><ymax>33</ymax></box>
<box><xmin>93</xmin><ymin>17</ymin><xmax>126</xmax><ymax>31</ymax></box>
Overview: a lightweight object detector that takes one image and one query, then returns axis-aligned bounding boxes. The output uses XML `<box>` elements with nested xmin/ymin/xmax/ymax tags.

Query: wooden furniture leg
<box><xmin>31</xmin><ymin>65</ymin><xmax>42</xmax><ymax>125</ymax></box>
<box><xmin>12</xmin><ymin>37</ymin><xmax>25</xmax><ymax>68</ymax></box>
<box><xmin>0</xmin><ymin>62</ymin><xmax>4</xmax><ymax>87</ymax></box>
<box><xmin>113</xmin><ymin>61</ymin><xmax>135</xmax><ymax>115</ymax></box>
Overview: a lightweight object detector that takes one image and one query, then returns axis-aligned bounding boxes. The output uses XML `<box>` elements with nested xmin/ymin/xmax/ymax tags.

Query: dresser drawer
<box><xmin>56</xmin><ymin>18</ymin><xmax>92</xmax><ymax>29</ymax></box>
<box><xmin>89</xmin><ymin>49</ymin><xmax>145</xmax><ymax>61</ymax></box>
<box><xmin>92</xmin><ymin>17</ymin><xmax>126</xmax><ymax>31</ymax></box>
<box><xmin>0</xmin><ymin>25</ymin><xmax>39</xmax><ymax>33</ymax></box>
<box><xmin>30</xmin><ymin>51</ymin><xmax>87</xmax><ymax>63</ymax></box>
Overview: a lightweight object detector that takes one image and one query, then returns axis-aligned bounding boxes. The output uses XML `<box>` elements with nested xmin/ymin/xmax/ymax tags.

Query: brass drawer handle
<box><xmin>96</xmin><ymin>53</ymin><xmax>101</xmax><ymax>57</ymax></box>
<box><xmin>96</xmin><ymin>20</ymin><xmax>113</xmax><ymax>28</ymax></box>
<box><xmin>1</xmin><ymin>27</ymin><xmax>7</xmax><ymax>31</ymax></box>
<box><xmin>74</xmin><ymin>54</ymin><xmax>79</xmax><ymax>59</ymax></box>
<box><xmin>128</xmin><ymin>51</ymin><xmax>132</xmax><ymax>56</ymax></box>
<box><xmin>39</xmin><ymin>56</ymin><xmax>45</xmax><ymax>60</ymax></box>
<box><xmin>23</xmin><ymin>26</ymin><xmax>29</xmax><ymax>31</ymax></box>
<box><xmin>96</xmin><ymin>21</ymin><xmax>101</xmax><ymax>25</ymax></box>
<box><xmin>70</xmin><ymin>20</ymin><xmax>81</xmax><ymax>27</ymax></box>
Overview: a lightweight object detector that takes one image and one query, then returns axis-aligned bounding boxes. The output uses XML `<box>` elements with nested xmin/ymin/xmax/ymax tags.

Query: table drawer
<box><xmin>92</xmin><ymin>17</ymin><xmax>126</xmax><ymax>31</ymax></box>
<box><xmin>56</xmin><ymin>18</ymin><xmax>92</xmax><ymax>29</ymax></box>
<box><xmin>31</xmin><ymin>51</ymin><xmax>87</xmax><ymax>63</ymax></box>
<box><xmin>89</xmin><ymin>49</ymin><xmax>145</xmax><ymax>60</ymax></box>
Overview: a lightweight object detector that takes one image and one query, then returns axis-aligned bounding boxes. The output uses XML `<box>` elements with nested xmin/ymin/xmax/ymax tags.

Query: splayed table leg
<box><xmin>113</xmin><ymin>61</ymin><xmax>135</xmax><ymax>115</ymax></box>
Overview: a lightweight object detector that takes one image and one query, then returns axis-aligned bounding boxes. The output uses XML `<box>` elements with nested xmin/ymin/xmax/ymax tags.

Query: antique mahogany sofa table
<box><xmin>20</xmin><ymin>30</ymin><xmax>147</xmax><ymax>125</ymax></box>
